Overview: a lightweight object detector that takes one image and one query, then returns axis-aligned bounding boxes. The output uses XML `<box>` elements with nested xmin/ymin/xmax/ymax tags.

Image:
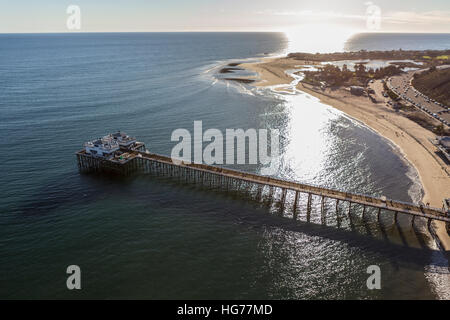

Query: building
<box><xmin>84</xmin><ymin>131</ymin><xmax>145</xmax><ymax>158</ymax></box>
<box><xmin>438</xmin><ymin>136</ymin><xmax>450</xmax><ymax>151</ymax></box>
<box><xmin>107</xmin><ymin>131</ymin><xmax>138</xmax><ymax>148</ymax></box>
<box><xmin>443</xmin><ymin>198</ymin><xmax>450</xmax><ymax>235</ymax></box>
<box><xmin>430</xmin><ymin>136</ymin><xmax>450</xmax><ymax>162</ymax></box>
<box><xmin>350</xmin><ymin>86</ymin><xmax>365</xmax><ymax>96</ymax></box>
<box><xmin>84</xmin><ymin>137</ymin><xmax>120</xmax><ymax>158</ymax></box>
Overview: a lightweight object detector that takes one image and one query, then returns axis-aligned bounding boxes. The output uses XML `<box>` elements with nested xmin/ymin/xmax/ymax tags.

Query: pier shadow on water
<box><xmin>113</xmin><ymin>172</ymin><xmax>449</xmax><ymax>270</ymax></box>
<box><xmin>6</xmin><ymin>171</ymin><xmax>137</xmax><ymax>218</ymax></box>
<box><xmin>9</xmin><ymin>169</ymin><xmax>449</xmax><ymax>273</ymax></box>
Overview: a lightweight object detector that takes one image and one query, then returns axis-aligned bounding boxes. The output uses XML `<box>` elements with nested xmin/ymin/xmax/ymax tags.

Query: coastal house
<box><xmin>430</xmin><ymin>136</ymin><xmax>450</xmax><ymax>162</ymax></box>
<box><xmin>438</xmin><ymin>136</ymin><xmax>450</xmax><ymax>156</ymax></box>
<box><xmin>443</xmin><ymin>198</ymin><xmax>450</xmax><ymax>234</ymax></box>
<box><xmin>350</xmin><ymin>86</ymin><xmax>365</xmax><ymax>96</ymax></box>
<box><xmin>439</xmin><ymin>136</ymin><xmax>450</xmax><ymax>150</ymax></box>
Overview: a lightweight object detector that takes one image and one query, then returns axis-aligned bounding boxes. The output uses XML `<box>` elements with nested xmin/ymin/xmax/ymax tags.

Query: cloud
<box><xmin>383</xmin><ymin>11</ymin><xmax>450</xmax><ymax>25</ymax></box>
<box><xmin>256</xmin><ymin>10</ymin><xmax>367</xmax><ymax>21</ymax></box>
<box><xmin>255</xmin><ymin>9</ymin><xmax>450</xmax><ymax>29</ymax></box>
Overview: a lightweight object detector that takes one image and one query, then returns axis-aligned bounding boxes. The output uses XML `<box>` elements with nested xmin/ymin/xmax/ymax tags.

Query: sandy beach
<box><xmin>242</xmin><ymin>57</ymin><xmax>450</xmax><ymax>250</ymax></box>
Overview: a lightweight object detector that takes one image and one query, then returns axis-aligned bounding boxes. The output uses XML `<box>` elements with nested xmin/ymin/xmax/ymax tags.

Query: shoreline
<box><xmin>240</xmin><ymin>57</ymin><xmax>450</xmax><ymax>250</ymax></box>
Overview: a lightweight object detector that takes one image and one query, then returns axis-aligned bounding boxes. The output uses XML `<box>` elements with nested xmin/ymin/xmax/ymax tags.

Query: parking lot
<box><xmin>387</xmin><ymin>69</ymin><xmax>450</xmax><ymax>126</ymax></box>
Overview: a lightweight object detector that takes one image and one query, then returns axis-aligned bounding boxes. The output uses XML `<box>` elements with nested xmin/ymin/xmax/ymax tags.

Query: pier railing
<box><xmin>76</xmin><ymin>148</ymin><xmax>449</xmax><ymax>224</ymax></box>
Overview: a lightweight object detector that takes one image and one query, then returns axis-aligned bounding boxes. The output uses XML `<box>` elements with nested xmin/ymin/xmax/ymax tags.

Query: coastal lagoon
<box><xmin>0</xmin><ymin>32</ymin><xmax>448</xmax><ymax>299</ymax></box>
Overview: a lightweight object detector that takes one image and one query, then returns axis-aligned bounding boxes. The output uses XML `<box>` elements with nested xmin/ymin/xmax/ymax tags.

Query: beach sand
<box><xmin>241</xmin><ymin>57</ymin><xmax>450</xmax><ymax>250</ymax></box>
<box><xmin>240</xmin><ymin>57</ymin><xmax>319</xmax><ymax>86</ymax></box>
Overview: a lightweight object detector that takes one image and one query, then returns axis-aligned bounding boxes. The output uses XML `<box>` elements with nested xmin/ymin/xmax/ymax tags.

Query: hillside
<box><xmin>288</xmin><ymin>49</ymin><xmax>450</xmax><ymax>65</ymax></box>
<box><xmin>412</xmin><ymin>67</ymin><xmax>450</xmax><ymax>106</ymax></box>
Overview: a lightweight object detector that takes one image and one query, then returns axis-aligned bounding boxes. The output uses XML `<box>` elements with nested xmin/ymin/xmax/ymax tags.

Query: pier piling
<box><xmin>76</xmin><ymin>140</ymin><xmax>450</xmax><ymax>250</ymax></box>
<box><xmin>293</xmin><ymin>191</ymin><xmax>299</xmax><ymax>220</ymax></box>
<box><xmin>306</xmin><ymin>193</ymin><xmax>312</xmax><ymax>222</ymax></box>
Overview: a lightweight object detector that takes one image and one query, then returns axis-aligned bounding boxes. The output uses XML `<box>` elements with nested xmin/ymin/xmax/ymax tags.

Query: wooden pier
<box><xmin>76</xmin><ymin>146</ymin><xmax>450</xmax><ymax>227</ymax></box>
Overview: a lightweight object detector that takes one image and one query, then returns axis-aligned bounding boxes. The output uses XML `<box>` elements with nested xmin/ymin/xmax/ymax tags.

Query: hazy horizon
<box><xmin>1</xmin><ymin>31</ymin><xmax>450</xmax><ymax>34</ymax></box>
<box><xmin>1</xmin><ymin>0</ymin><xmax>449</xmax><ymax>34</ymax></box>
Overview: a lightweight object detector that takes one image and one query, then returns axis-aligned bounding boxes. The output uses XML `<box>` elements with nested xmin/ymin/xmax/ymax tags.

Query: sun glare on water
<box><xmin>285</xmin><ymin>24</ymin><xmax>358</xmax><ymax>53</ymax></box>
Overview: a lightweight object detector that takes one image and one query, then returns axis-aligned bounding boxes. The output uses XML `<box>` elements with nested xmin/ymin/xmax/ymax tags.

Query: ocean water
<box><xmin>285</xmin><ymin>31</ymin><xmax>450</xmax><ymax>53</ymax></box>
<box><xmin>345</xmin><ymin>33</ymin><xmax>450</xmax><ymax>52</ymax></box>
<box><xmin>0</xmin><ymin>32</ymin><xmax>448</xmax><ymax>299</ymax></box>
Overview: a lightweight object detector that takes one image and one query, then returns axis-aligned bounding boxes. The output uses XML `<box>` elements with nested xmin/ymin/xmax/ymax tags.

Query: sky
<box><xmin>0</xmin><ymin>0</ymin><xmax>449</xmax><ymax>33</ymax></box>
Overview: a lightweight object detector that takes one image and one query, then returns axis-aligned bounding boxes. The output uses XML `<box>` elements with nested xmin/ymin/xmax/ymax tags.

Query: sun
<box><xmin>284</xmin><ymin>24</ymin><xmax>359</xmax><ymax>53</ymax></box>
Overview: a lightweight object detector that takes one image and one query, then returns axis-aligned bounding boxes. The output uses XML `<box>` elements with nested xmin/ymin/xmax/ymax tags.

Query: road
<box><xmin>385</xmin><ymin>67</ymin><xmax>450</xmax><ymax>127</ymax></box>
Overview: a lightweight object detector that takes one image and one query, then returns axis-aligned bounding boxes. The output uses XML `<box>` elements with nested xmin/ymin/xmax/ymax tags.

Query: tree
<box><xmin>435</xmin><ymin>124</ymin><xmax>445</xmax><ymax>136</ymax></box>
<box><xmin>355</xmin><ymin>63</ymin><xmax>366</xmax><ymax>77</ymax></box>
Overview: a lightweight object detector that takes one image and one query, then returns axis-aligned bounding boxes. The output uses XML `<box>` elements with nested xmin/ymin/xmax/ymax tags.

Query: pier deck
<box><xmin>76</xmin><ymin>148</ymin><xmax>450</xmax><ymax>223</ymax></box>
